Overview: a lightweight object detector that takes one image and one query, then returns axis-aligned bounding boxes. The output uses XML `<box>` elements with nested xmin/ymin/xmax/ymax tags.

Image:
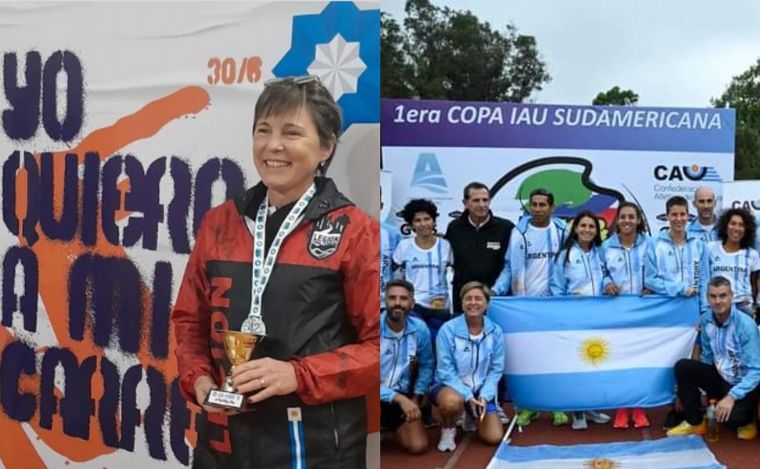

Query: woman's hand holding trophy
<box><xmin>231</xmin><ymin>356</ymin><xmax>299</xmax><ymax>405</ymax></box>
<box><xmin>203</xmin><ymin>330</ymin><xmax>261</xmax><ymax>411</ymax></box>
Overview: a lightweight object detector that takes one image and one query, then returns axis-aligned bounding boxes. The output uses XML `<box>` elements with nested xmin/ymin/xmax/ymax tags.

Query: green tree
<box><xmin>381</xmin><ymin>12</ymin><xmax>413</xmax><ymax>98</ymax></box>
<box><xmin>380</xmin><ymin>0</ymin><xmax>550</xmax><ymax>101</ymax></box>
<box><xmin>712</xmin><ymin>58</ymin><xmax>760</xmax><ymax>180</ymax></box>
<box><xmin>592</xmin><ymin>86</ymin><xmax>639</xmax><ymax>106</ymax></box>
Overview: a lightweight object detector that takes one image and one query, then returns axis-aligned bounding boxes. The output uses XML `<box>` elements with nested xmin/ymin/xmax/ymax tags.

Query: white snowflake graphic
<box><xmin>307</xmin><ymin>33</ymin><xmax>366</xmax><ymax>101</ymax></box>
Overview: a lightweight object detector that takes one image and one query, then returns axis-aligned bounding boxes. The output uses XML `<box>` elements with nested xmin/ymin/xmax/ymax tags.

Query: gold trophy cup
<box><xmin>205</xmin><ymin>330</ymin><xmax>262</xmax><ymax>410</ymax></box>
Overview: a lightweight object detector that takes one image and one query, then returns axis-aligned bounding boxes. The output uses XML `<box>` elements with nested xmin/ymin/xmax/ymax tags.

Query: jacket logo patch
<box><xmin>486</xmin><ymin>241</ymin><xmax>500</xmax><ymax>250</ymax></box>
<box><xmin>308</xmin><ymin>214</ymin><xmax>349</xmax><ymax>260</ymax></box>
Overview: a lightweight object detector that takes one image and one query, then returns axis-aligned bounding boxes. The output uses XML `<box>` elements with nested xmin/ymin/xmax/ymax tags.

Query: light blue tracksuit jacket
<box><xmin>687</xmin><ymin>218</ymin><xmax>719</xmax><ymax>245</ymax></box>
<box><xmin>434</xmin><ymin>314</ymin><xmax>505</xmax><ymax>403</ymax></box>
<box><xmin>550</xmin><ymin>242</ymin><xmax>605</xmax><ymax>296</ymax></box>
<box><xmin>380</xmin><ymin>223</ymin><xmax>402</xmax><ymax>307</ymax></box>
<box><xmin>600</xmin><ymin>233</ymin><xmax>659</xmax><ymax>294</ymax></box>
<box><xmin>700</xmin><ymin>307</ymin><xmax>760</xmax><ymax>400</ymax></box>
<box><xmin>647</xmin><ymin>230</ymin><xmax>704</xmax><ymax>297</ymax></box>
<box><xmin>380</xmin><ymin>313</ymin><xmax>435</xmax><ymax>402</ymax></box>
<box><xmin>493</xmin><ymin>215</ymin><xmax>567</xmax><ymax>295</ymax></box>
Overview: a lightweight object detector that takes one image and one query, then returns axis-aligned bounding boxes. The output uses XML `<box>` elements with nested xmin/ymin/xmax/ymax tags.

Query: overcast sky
<box><xmin>382</xmin><ymin>0</ymin><xmax>760</xmax><ymax>108</ymax></box>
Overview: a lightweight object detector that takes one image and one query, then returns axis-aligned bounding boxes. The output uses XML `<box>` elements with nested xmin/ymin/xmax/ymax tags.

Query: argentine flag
<box><xmin>490</xmin><ymin>295</ymin><xmax>699</xmax><ymax>411</ymax></box>
<box><xmin>487</xmin><ymin>436</ymin><xmax>725</xmax><ymax>468</ymax></box>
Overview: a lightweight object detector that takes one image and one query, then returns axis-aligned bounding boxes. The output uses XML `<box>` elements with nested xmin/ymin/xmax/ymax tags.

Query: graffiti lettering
<box><xmin>2</xmin><ymin>152</ymin><xmax>246</xmax><ymax>252</ymax></box>
<box><xmin>1</xmin><ymin>246</ymin><xmax>38</xmax><ymax>332</ymax></box>
<box><xmin>0</xmin><ymin>342</ymin><xmax>192</xmax><ymax>464</ymax></box>
<box><xmin>2</xmin><ymin>51</ymin><xmax>84</xmax><ymax>141</ymax></box>
<box><xmin>68</xmin><ymin>254</ymin><xmax>143</xmax><ymax>353</ymax></box>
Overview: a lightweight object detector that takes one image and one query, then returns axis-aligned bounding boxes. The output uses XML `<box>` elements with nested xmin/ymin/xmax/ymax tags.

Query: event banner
<box><xmin>381</xmin><ymin>99</ymin><xmax>734</xmax><ymax>236</ymax></box>
<box><xmin>723</xmin><ymin>181</ymin><xmax>760</xmax><ymax>250</ymax></box>
<box><xmin>489</xmin><ymin>295</ymin><xmax>699</xmax><ymax>411</ymax></box>
<box><xmin>0</xmin><ymin>2</ymin><xmax>379</xmax><ymax>468</ymax></box>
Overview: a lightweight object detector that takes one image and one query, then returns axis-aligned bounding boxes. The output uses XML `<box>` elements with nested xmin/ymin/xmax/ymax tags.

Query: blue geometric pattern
<box><xmin>273</xmin><ymin>2</ymin><xmax>380</xmax><ymax>130</ymax></box>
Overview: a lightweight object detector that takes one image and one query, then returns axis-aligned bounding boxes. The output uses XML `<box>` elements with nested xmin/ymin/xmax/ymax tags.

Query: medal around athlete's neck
<box><xmin>242</xmin><ymin>184</ymin><xmax>316</xmax><ymax>337</ymax></box>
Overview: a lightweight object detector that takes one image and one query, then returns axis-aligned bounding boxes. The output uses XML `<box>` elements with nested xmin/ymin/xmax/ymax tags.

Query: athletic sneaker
<box><xmin>663</xmin><ymin>409</ymin><xmax>685</xmax><ymax>430</ymax></box>
<box><xmin>437</xmin><ymin>427</ymin><xmax>457</xmax><ymax>452</ymax></box>
<box><xmin>572</xmin><ymin>412</ymin><xmax>588</xmax><ymax>430</ymax></box>
<box><xmin>586</xmin><ymin>410</ymin><xmax>611</xmax><ymax>424</ymax></box>
<box><xmin>666</xmin><ymin>418</ymin><xmax>706</xmax><ymax>437</ymax></box>
<box><xmin>496</xmin><ymin>405</ymin><xmax>510</xmax><ymax>425</ymax></box>
<box><xmin>461</xmin><ymin>412</ymin><xmax>477</xmax><ymax>433</ymax></box>
<box><xmin>552</xmin><ymin>411</ymin><xmax>569</xmax><ymax>426</ymax></box>
<box><xmin>632</xmin><ymin>408</ymin><xmax>650</xmax><ymax>428</ymax></box>
<box><xmin>737</xmin><ymin>422</ymin><xmax>757</xmax><ymax>440</ymax></box>
<box><xmin>614</xmin><ymin>409</ymin><xmax>630</xmax><ymax>429</ymax></box>
<box><xmin>516</xmin><ymin>409</ymin><xmax>539</xmax><ymax>427</ymax></box>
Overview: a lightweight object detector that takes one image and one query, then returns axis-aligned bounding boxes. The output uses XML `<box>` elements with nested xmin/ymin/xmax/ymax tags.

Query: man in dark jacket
<box><xmin>445</xmin><ymin>182</ymin><xmax>515</xmax><ymax>314</ymax></box>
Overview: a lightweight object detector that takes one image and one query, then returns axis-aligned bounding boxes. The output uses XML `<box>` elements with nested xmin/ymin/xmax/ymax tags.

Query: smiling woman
<box><xmin>172</xmin><ymin>75</ymin><xmax>380</xmax><ymax>469</ymax></box>
<box><xmin>701</xmin><ymin>207</ymin><xmax>760</xmax><ymax>317</ymax></box>
<box><xmin>252</xmin><ymin>76</ymin><xmax>339</xmax><ymax>208</ymax></box>
<box><xmin>431</xmin><ymin>281</ymin><xmax>506</xmax><ymax>451</ymax></box>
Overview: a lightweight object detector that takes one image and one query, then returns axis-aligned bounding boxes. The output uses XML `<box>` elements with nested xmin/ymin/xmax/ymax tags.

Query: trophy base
<box><xmin>204</xmin><ymin>389</ymin><xmax>246</xmax><ymax>410</ymax></box>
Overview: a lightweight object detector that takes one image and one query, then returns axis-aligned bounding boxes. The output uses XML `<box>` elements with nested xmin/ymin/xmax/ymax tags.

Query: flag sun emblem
<box><xmin>583</xmin><ymin>457</ymin><xmax>620</xmax><ymax>469</ymax></box>
<box><xmin>579</xmin><ymin>337</ymin><xmax>610</xmax><ymax>366</ymax></box>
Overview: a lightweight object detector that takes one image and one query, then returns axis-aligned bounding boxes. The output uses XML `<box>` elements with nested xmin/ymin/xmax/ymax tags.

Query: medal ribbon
<box><xmin>241</xmin><ymin>184</ymin><xmax>316</xmax><ymax>335</ymax></box>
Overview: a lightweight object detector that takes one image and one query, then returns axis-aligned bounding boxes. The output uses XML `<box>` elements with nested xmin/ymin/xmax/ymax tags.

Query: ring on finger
<box><xmin>259</xmin><ymin>378</ymin><xmax>266</xmax><ymax>388</ymax></box>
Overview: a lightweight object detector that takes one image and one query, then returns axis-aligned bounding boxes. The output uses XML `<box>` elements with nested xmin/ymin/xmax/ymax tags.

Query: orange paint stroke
<box><xmin>0</xmin><ymin>405</ymin><xmax>47</xmax><ymax>469</ymax></box>
<box><xmin>4</xmin><ymin>86</ymin><xmax>210</xmax><ymax>463</ymax></box>
<box><xmin>74</xmin><ymin>86</ymin><xmax>210</xmax><ymax>162</ymax></box>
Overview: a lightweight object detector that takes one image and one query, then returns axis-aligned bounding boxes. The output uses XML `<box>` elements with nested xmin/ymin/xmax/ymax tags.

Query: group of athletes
<box><xmin>380</xmin><ymin>182</ymin><xmax>760</xmax><ymax>454</ymax></box>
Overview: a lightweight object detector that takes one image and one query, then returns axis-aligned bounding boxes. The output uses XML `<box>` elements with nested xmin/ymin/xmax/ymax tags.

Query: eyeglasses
<box><xmin>264</xmin><ymin>75</ymin><xmax>321</xmax><ymax>87</ymax></box>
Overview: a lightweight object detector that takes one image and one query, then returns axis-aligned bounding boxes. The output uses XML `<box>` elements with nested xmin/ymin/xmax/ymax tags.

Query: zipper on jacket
<box><xmin>472</xmin><ymin>340</ymin><xmax>480</xmax><ymax>393</ymax></box>
<box><xmin>673</xmin><ymin>245</ymin><xmax>685</xmax><ymax>282</ymax></box>
<box><xmin>470</xmin><ymin>332</ymin><xmax>485</xmax><ymax>395</ymax></box>
<box><xmin>330</xmin><ymin>403</ymin><xmax>340</xmax><ymax>450</ymax></box>
<box><xmin>387</xmin><ymin>339</ymin><xmax>399</xmax><ymax>389</ymax></box>
<box><xmin>581</xmin><ymin>249</ymin><xmax>594</xmax><ymax>294</ymax></box>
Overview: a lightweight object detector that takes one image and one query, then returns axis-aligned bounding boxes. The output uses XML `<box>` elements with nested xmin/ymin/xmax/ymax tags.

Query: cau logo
<box><xmin>654</xmin><ymin>164</ymin><xmax>721</xmax><ymax>182</ymax></box>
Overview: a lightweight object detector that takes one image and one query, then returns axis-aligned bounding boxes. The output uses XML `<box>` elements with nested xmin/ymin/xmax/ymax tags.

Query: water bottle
<box><xmin>706</xmin><ymin>399</ymin><xmax>719</xmax><ymax>442</ymax></box>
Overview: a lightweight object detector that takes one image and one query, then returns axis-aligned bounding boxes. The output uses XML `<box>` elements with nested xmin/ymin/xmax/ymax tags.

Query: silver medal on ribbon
<box><xmin>241</xmin><ymin>315</ymin><xmax>267</xmax><ymax>336</ymax></box>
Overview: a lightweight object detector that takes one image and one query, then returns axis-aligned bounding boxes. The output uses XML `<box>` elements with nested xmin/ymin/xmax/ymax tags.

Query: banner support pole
<box><xmin>502</xmin><ymin>410</ymin><xmax>519</xmax><ymax>444</ymax></box>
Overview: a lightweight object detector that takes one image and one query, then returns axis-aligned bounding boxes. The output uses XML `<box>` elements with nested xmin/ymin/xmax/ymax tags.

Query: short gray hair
<box><xmin>708</xmin><ymin>276</ymin><xmax>732</xmax><ymax>291</ymax></box>
<box><xmin>253</xmin><ymin>76</ymin><xmax>342</xmax><ymax>176</ymax></box>
<box><xmin>459</xmin><ymin>281</ymin><xmax>491</xmax><ymax>302</ymax></box>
